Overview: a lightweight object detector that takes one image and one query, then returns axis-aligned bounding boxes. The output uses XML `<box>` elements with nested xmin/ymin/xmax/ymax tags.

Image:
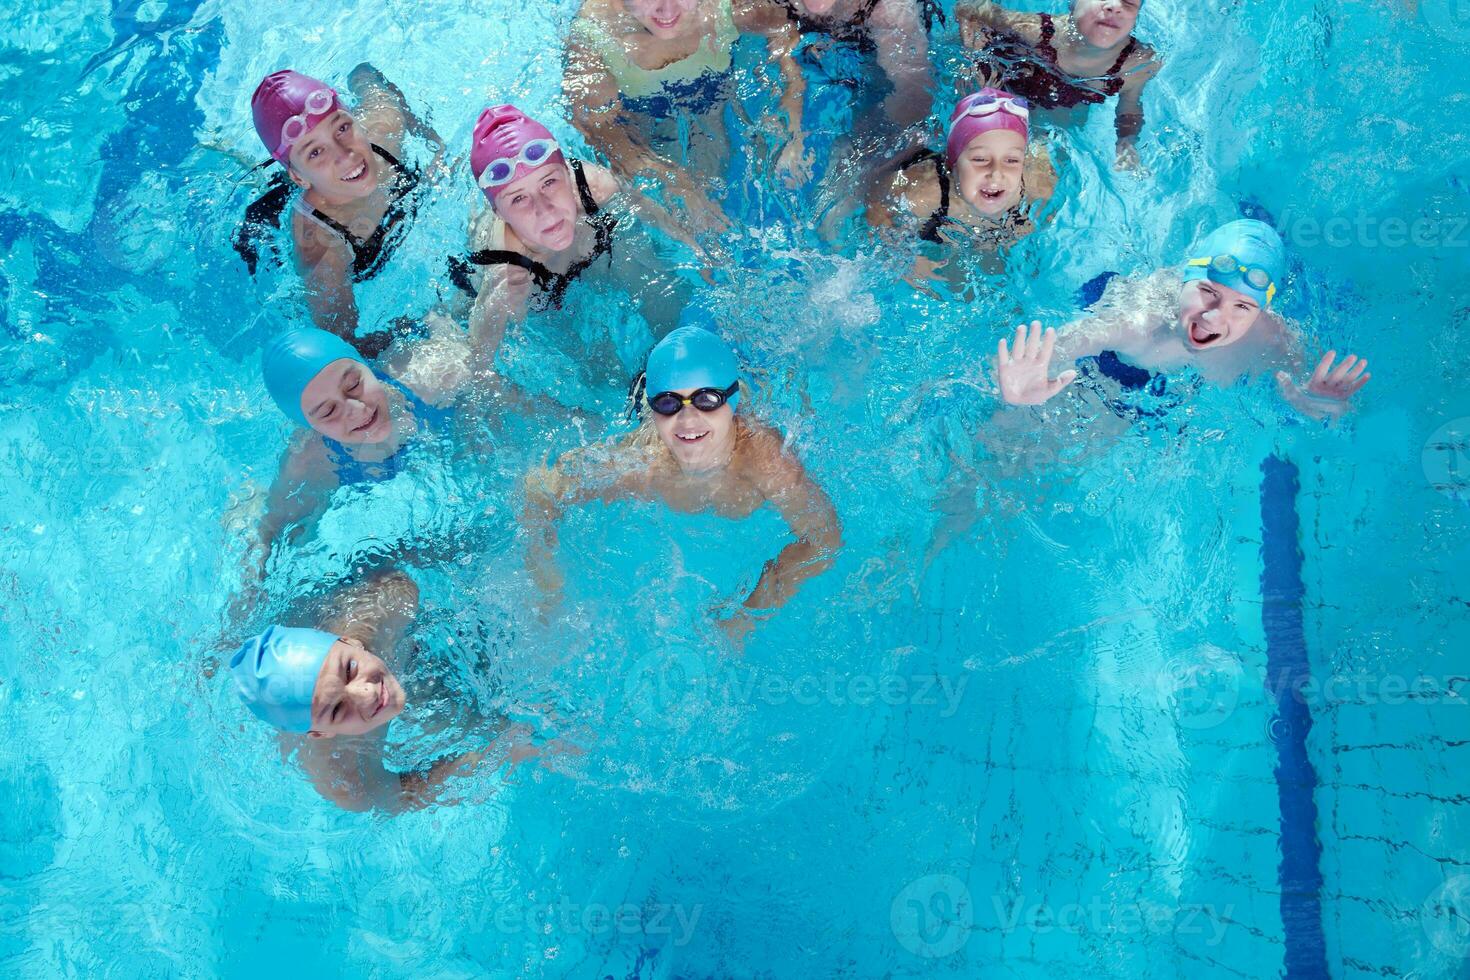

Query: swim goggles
<box><xmin>1186</xmin><ymin>254</ymin><xmax>1277</xmax><ymax>307</ymax></box>
<box><xmin>477</xmin><ymin>139</ymin><xmax>560</xmax><ymax>189</ymax></box>
<box><xmin>957</xmin><ymin>93</ymin><xmax>1031</xmax><ymax>122</ymax></box>
<box><xmin>646</xmin><ymin>382</ymin><xmax>739</xmax><ymax>416</ymax></box>
<box><xmin>279</xmin><ymin>88</ymin><xmax>338</xmax><ymax>153</ymax></box>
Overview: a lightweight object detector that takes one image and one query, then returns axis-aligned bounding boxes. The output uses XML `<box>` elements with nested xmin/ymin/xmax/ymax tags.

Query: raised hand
<box><xmin>1275</xmin><ymin>350</ymin><xmax>1371</xmax><ymax>421</ymax></box>
<box><xmin>996</xmin><ymin>321</ymin><xmax>1077</xmax><ymax>406</ymax></box>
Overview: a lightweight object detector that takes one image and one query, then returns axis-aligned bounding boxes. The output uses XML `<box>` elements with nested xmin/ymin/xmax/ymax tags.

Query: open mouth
<box><xmin>978</xmin><ymin>187</ymin><xmax>1007</xmax><ymax>202</ymax></box>
<box><xmin>341</xmin><ymin>159</ymin><xmax>368</xmax><ymax>183</ymax></box>
<box><xmin>652</xmin><ymin>12</ymin><xmax>681</xmax><ymax>29</ymax></box>
<box><xmin>1189</xmin><ymin>321</ymin><xmax>1222</xmax><ymax>347</ymax></box>
<box><xmin>352</xmin><ymin>405</ymin><xmax>380</xmax><ymax>435</ymax></box>
<box><xmin>674</xmin><ymin>430</ymin><xmax>709</xmax><ymax>443</ymax></box>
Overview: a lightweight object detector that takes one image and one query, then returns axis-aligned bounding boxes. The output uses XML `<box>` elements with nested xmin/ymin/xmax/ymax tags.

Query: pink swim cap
<box><xmin>252</xmin><ymin>70</ymin><xmax>341</xmax><ymax>164</ymax></box>
<box><xmin>945</xmin><ymin>88</ymin><xmax>1030</xmax><ymax>170</ymax></box>
<box><xmin>470</xmin><ymin>104</ymin><xmax>564</xmax><ymax>205</ymax></box>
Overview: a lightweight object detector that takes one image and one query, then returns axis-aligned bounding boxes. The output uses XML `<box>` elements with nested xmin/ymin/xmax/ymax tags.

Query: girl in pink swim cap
<box><xmin>240</xmin><ymin>64</ymin><xmax>444</xmax><ymax>358</ymax></box>
<box><xmin>450</xmin><ymin>104</ymin><xmax>703</xmax><ymax>388</ymax></box>
<box><xmin>867</xmin><ymin>88</ymin><xmax>1057</xmax><ymax>281</ymax></box>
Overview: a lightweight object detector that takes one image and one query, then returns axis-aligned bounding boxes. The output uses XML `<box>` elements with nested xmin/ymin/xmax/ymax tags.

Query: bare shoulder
<box><xmin>732</xmin><ymin>0</ymin><xmax>788</xmax><ymax>33</ymax></box>
<box><xmin>1122</xmin><ymin>41</ymin><xmax>1162</xmax><ymax>82</ymax></box>
<box><xmin>282</xmin><ymin>430</ymin><xmax>333</xmax><ymax>484</ymax></box>
<box><xmin>290</xmin><ymin>207</ymin><xmax>347</xmax><ymax>268</ymax></box>
<box><xmin>870</xmin><ymin>0</ymin><xmax>924</xmax><ymax>32</ymax></box>
<box><xmin>892</xmin><ymin>157</ymin><xmax>944</xmax><ymax>215</ymax></box>
<box><xmin>735</xmin><ymin>419</ymin><xmax>804</xmax><ymax>483</ymax></box>
<box><xmin>580</xmin><ymin>160</ymin><xmax>622</xmax><ymax>205</ymax></box>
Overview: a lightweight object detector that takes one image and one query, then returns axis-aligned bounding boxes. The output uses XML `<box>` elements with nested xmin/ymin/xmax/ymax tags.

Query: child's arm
<box><xmin>734</xmin><ymin>0</ymin><xmax>811</xmax><ymax>186</ymax></box>
<box><xmin>565</xmin><ymin>34</ymin><xmax>731</xmax><ymax>231</ymax></box>
<box><xmin>519</xmin><ymin>444</ymin><xmax>634</xmax><ymax>611</ymax></box>
<box><xmin>466</xmin><ymin>265</ymin><xmax>532</xmax><ymax>373</ymax></box>
<box><xmin>1273</xmin><ymin>350</ymin><xmax>1372</xmax><ymax>421</ymax></box>
<box><xmin>347</xmin><ymin>62</ymin><xmax>445</xmax><ymax>162</ymax></box>
<box><xmin>1025</xmin><ymin>143</ymin><xmax>1058</xmax><ymax>206</ymax></box>
<box><xmin>724</xmin><ymin>426</ymin><xmax>844</xmax><ymax>641</ymax></box>
<box><xmin>1113</xmin><ymin>50</ymin><xmax>1162</xmax><ymax>171</ymax></box>
<box><xmin>995</xmin><ymin>310</ymin><xmax>1144</xmax><ymax>407</ymax></box>
<box><xmin>955</xmin><ymin>0</ymin><xmax>1031</xmax><ymax>47</ymax></box>
<box><xmin>870</xmin><ymin>0</ymin><xmax>935</xmax><ymax>130</ymax></box>
<box><xmin>235</xmin><ymin>438</ymin><xmax>336</xmax><ymax>617</ymax></box>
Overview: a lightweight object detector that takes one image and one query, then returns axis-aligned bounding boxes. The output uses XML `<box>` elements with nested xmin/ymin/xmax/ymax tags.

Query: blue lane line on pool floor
<box><xmin>1260</xmin><ymin>455</ymin><xmax>1329</xmax><ymax>978</ymax></box>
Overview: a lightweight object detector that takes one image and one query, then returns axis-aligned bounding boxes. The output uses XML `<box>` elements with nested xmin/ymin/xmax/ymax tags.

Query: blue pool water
<box><xmin>3</xmin><ymin>0</ymin><xmax>1470</xmax><ymax>977</ymax></box>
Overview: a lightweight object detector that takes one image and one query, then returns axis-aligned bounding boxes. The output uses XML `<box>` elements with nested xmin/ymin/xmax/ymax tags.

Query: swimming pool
<box><xmin>2</xmin><ymin>0</ymin><xmax>1468</xmax><ymax>976</ymax></box>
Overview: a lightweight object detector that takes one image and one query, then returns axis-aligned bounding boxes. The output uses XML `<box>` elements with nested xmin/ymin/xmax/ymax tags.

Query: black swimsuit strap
<box><xmin>570</xmin><ymin>159</ymin><xmax>601</xmax><ymax>217</ymax></box>
<box><xmin>895</xmin><ymin>148</ymin><xmax>949</xmax><ymax>244</ymax></box>
<box><xmin>306</xmin><ymin>143</ymin><xmax>417</xmax><ymax>278</ymax></box>
<box><xmin>449</xmin><ymin>158</ymin><xmax>616</xmax><ymax>308</ymax></box>
<box><xmin>1036</xmin><ymin>13</ymin><xmax>1059</xmax><ymax>62</ymax></box>
<box><xmin>1107</xmin><ymin>37</ymin><xmax>1139</xmax><ymax>78</ymax></box>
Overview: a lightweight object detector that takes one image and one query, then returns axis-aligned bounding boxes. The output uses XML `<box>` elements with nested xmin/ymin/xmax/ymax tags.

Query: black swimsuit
<box><xmin>894</xmin><ymin>148</ymin><xmax>1027</xmax><ymax>247</ymax></box>
<box><xmin>777</xmin><ymin>0</ymin><xmax>944</xmax><ymax>49</ymax></box>
<box><xmin>233</xmin><ymin>143</ymin><xmax>421</xmax><ymax>282</ymax></box>
<box><xmin>300</xmin><ymin>144</ymin><xmax>422</xmax><ymax>282</ymax></box>
<box><xmin>979</xmin><ymin>13</ymin><xmax>1138</xmax><ymax>110</ymax></box>
<box><xmin>448</xmin><ymin>160</ymin><xmax>616</xmax><ymax>311</ymax></box>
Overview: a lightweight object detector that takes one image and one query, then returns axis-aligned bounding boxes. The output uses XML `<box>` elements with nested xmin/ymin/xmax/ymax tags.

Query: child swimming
<box><xmin>956</xmin><ymin>0</ymin><xmax>1160</xmax><ymax>169</ymax></box>
<box><xmin>449</xmin><ymin>104</ymin><xmax>699</xmax><ymax>348</ymax></box>
<box><xmin>521</xmin><ymin>325</ymin><xmax>843</xmax><ymax>644</ymax></box>
<box><xmin>994</xmin><ymin>220</ymin><xmax>1372</xmax><ymax>419</ymax></box>
<box><xmin>242</xmin><ymin>65</ymin><xmax>442</xmax><ymax>356</ymax></box>
<box><xmin>239</xmin><ymin>308</ymin><xmax>506</xmax><ymax>602</ymax></box>
<box><xmin>228</xmin><ymin>570</ymin><xmax>544</xmax><ymax>811</ymax></box>
<box><xmin>771</xmin><ymin>0</ymin><xmax>936</xmax><ymax>139</ymax></box>
<box><xmin>868</xmin><ymin>89</ymin><xmax>1056</xmax><ymax>280</ymax></box>
<box><xmin>564</xmin><ymin>0</ymin><xmax>812</xmax><ymax>223</ymax></box>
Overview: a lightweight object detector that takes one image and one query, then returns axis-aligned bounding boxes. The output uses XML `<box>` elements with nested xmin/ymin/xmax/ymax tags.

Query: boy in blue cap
<box><xmin>521</xmin><ymin>325</ymin><xmax>844</xmax><ymax>645</ymax></box>
<box><xmin>995</xmin><ymin>219</ymin><xmax>1372</xmax><ymax>419</ymax></box>
<box><xmin>229</xmin><ymin>570</ymin><xmax>552</xmax><ymax>811</ymax></box>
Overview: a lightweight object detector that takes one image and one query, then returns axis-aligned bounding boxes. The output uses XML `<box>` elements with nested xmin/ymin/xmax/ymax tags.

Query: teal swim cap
<box><xmin>645</xmin><ymin>326</ymin><xmax>741</xmax><ymax>411</ymax></box>
<box><xmin>261</xmin><ymin>328</ymin><xmax>366</xmax><ymax>427</ymax></box>
<box><xmin>1181</xmin><ymin>219</ymin><xmax>1287</xmax><ymax>308</ymax></box>
<box><xmin>229</xmin><ymin>625</ymin><xmax>339</xmax><ymax>733</ymax></box>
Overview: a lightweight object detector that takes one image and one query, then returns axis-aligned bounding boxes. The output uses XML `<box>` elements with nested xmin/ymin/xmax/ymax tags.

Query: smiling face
<box><xmin>623</xmin><ymin>0</ymin><xmax>700</xmax><ymax>39</ymax></box>
<box><xmin>1177</xmin><ymin>279</ymin><xmax>1263</xmax><ymax>350</ymax></box>
<box><xmin>494</xmin><ymin>162</ymin><xmax>580</xmax><ymax>253</ymax></box>
<box><xmin>300</xmin><ymin>358</ymin><xmax>393</xmax><ymax>443</ymax></box>
<box><xmin>1072</xmin><ymin>0</ymin><xmax>1140</xmax><ymax>48</ymax></box>
<box><xmin>307</xmin><ymin>637</ymin><xmax>405</xmax><ymax>738</ymax></box>
<box><xmin>652</xmin><ymin>389</ymin><xmax>737</xmax><ymax>473</ymax></box>
<box><xmin>286</xmin><ymin>110</ymin><xmax>378</xmax><ymax>199</ymax></box>
<box><xmin>953</xmin><ymin>130</ymin><xmax>1027</xmax><ymax>215</ymax></box>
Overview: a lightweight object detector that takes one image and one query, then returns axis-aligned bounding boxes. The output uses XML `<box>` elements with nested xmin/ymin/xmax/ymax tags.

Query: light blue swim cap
<box><xmin>1181</xmin><ymin>219</ymin><xmax>1287</xmax><ymax>308</ymax></box>
<box><xmin>645</xmin><ymin>326</ymin><xmax>742</xmax><ymax>410</ymax></box>
<box><xmin>261</xmin><ymin>328</ymin><xmax>366</xmax><ymax>427</ymax></box>
<box><xmin>229</xmin><ymin>625</ymin><xmax>339</xmax><ymax>733</ymax></box>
